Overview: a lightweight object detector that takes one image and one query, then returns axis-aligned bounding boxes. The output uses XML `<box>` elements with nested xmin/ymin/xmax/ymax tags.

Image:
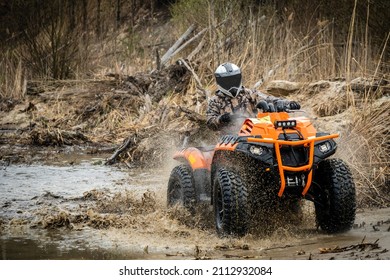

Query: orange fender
<box><xmin>173</xmin><ymin>147</ymin><xmax>214</xmax><ymax>171</ymax></box>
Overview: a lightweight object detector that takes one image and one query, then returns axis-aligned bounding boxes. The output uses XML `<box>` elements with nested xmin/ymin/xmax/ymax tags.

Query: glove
<box><xmin>289</xmin><ymin>101</ymin><xmax>301</xmax><ymax>110</ymax></box>
<box><xmin>218</xmin><ymin>113</ymin><xmax>231</xmax><ymax>124</ymax></box>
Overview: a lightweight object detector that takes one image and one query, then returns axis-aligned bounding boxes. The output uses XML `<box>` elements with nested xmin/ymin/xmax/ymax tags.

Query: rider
<box><xmin>206</xmin><ymin>62</ymin><xmax>300</xmax><ymax>132</ymax></box>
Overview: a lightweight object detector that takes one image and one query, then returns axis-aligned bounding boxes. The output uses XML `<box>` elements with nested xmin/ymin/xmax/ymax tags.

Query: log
<box><xmin>105</xmin><ymin>134</ymin><xmax>137</xmax><ymax>165</ymax></box>
<box><xmin>176</xmin><ymin>58</ymin><xmax>210</xmax><ymax>99</ymax></box>
<box><xmin>104</xmin><ymin>125</ymin><xmax>159</xmax><ymax>165</ymax></box>
<box><xmin>176</xmin><ymin>59</ymin><xmax>203</xmax><ymax>90</ymax></box>
<box><xmin>160</xmin><ymin>24</ymin><xmax>196</xmax><ymax>67</ymax></box>
<box><xmin>266</xmin><ymin>80</ymin><xmax>302</xmax><ymax>96</ymax></box>
<box><xmin>168</xmin><ymin>28</ymin><xmax>207</xmax><ymax>62</ymax></box>
<box><xmin>188</xmin><ymin>37</ymin><xmax>206</xmax><ymax>61</ymax></box>
<box><xmin>179</xmin><ymin>106</ymin><xmax>206</xmax><ymax>124</ymax></box>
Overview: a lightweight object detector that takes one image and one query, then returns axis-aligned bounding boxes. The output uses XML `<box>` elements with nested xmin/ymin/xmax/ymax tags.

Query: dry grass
<box><xmin>2</xmin><ymin>2</ymin><xmax>387</xmax><ymax>95</ymax></box>
<box><xmin>298</xmin><ymin>79</ymin><xmax>389</xmax><ymax>207</ymax></box>
<box><xmin>0</xmin><ymin>54</ymin><xmax>26</xmax><ymax>99</ymax></box>
<box><xmin>1</xmin><ymin>2</ymin><xmax>389</xmax><ymax>205</ymax></box>
<box><xmin>339</xmin><ymin>98</ymin><xmax>390</xmax><ymax>207</ymax></box>
<box><xmin>179</xmin><ymin>1</ymin><xmax>389</xmax><ymax>206</ymax></box>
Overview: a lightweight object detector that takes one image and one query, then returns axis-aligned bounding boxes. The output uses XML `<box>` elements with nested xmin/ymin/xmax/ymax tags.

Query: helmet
<box><xmin>214</xmin><ymin>62</ymin><xmax>242</xmax><ymax>97</ymax></box>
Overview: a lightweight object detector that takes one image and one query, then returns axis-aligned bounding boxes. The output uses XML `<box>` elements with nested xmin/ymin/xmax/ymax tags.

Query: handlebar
<box><xmin>229</xmin><ymin>101</ymin><xmax>301</xmax><ymax>122</ymax></box>
<box><xmin>256</xmin><ymin>100</ymin><xmax>294</xmax><ymax>113</ymax></box>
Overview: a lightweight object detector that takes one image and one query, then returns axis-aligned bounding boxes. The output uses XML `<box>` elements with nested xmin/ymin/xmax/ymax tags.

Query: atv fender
<box><xmin>173</xmin><ymin>147</ymin><xmax>213</xmax><ymax>170</ymax></box>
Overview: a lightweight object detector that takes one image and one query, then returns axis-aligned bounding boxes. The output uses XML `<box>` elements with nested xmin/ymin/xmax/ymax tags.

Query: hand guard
<box><xmin>289</xmin><ymin>101</ymin><xmax>301</xmax><ymax>110</ymax></box>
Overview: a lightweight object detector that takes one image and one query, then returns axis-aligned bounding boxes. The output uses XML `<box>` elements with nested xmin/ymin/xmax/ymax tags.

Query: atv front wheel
<box><xmin>213</xmin><ymin>168</ymin><xmax>249</xmax><ymax>237</ymax></box>
<box><xmin>313</xmin><ymin>158</ymin><xmax>356</xmax><ymax>233</ymax></box>
<box><xmin>167</xmin><ymin>165</ymin><xmax>196</xmax><ymax>212</ymax></box>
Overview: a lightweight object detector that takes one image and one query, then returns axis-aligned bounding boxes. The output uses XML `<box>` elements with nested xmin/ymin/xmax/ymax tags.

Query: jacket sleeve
<box><xmin>206</xmin><ymin>97</ymin><xmax>222</xmax><ymax>131</ymax></box>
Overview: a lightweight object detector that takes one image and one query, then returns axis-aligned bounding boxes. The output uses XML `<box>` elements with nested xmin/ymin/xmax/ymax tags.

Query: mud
<box><xmin>1</xmin><ymin>153</ymin><xmax>389</xmax><ymax>260</ymax></box>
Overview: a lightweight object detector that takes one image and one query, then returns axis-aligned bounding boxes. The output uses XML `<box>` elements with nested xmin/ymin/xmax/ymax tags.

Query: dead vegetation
<box><xmin>276</xmin><ymin>77</ymin><xmax>389</xmax><ymax>207</ymax></box>
<box><xmin>0</xmin><ymin>64</ymin><xmax>389</xmax><ymax>207</ymax></box>
<box><xmin>31</xmin><ymin>189</ymin><xmax>159</xmax><ymax>230</ymax></box>
<box><xmin>319</xmin><ymin>237</ymin><xmax>381</xmax><ymax>255</ymax></box>
<box><xmin>0</xmin><ymin>1</ymin><xmax>389</xmax><ymax>208</ymax></box>
<box><xmin>27</xmin><ymin>188</ymin><xmax>213</xmax><ymax>241</ymax></box>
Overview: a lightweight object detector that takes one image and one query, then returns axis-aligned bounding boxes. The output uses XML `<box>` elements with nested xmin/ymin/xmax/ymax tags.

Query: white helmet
<box><xmin>214</xmin><ymin>62</ymin><xmax>242</xmax><ymax>97</ymax></box>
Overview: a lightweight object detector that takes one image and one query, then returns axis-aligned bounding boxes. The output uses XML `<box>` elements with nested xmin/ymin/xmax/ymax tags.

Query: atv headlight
<box><xmin>249</xmin><ymin>145</ymin><xmax>264</xmax><ymax>156</ymax></box>
<box><xmin>275</xmin><ymin>120</ymin><xmax>297</xmax><ymax>129</ymax></box>
<box><xmin>318</xmin><ymin>141</ymin><xmax>331</xmax><ymax>153</ymax></box>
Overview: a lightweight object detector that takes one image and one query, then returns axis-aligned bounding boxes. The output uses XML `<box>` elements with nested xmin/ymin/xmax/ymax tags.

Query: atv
<box><xmin>167</xmin><ymin>101</ymin><xmax>356</xmax><ymax>237</ymax></box>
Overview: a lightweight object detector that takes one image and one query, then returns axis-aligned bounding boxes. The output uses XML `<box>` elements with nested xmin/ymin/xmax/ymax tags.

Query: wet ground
<box><xmin>1</xmin><ymin>151</ymin><xmax>389</xmax><ymax>260</ymax></box>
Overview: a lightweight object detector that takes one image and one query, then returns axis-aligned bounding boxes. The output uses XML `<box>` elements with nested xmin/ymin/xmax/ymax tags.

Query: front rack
<box><xmin>247</xmin><ymin>134</ymin><xmax>339</xmax><ymax>197</ymax></box>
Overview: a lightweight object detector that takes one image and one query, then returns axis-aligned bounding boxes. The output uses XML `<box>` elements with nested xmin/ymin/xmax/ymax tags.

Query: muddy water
<box><xmin>1</xmin><ymin>155</ymin><xmax>389</xmax><ymax>260</ymax></box>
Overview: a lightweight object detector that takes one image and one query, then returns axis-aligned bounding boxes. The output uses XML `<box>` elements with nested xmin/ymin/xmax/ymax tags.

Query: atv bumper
<box><xmin>247</xmin><ymin>134</ymin><xmax>339</xmax><ymax>197</ymax></box>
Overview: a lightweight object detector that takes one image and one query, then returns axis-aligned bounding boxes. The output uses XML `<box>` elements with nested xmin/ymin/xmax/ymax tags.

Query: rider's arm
<box><xmin>206</xmin><ymin>97</ymin><xmax>224</xmax><ymax>131</ymax></box>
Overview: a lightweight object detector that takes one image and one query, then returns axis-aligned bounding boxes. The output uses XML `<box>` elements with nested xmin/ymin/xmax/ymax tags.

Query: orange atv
<box><xmin>167</xmin><ymin>101</ymin><xmax>356</xmax><ymax>237</ymax></box>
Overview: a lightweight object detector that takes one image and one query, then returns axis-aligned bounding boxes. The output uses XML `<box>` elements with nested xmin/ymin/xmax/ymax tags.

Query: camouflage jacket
<box><xmin>206</xmin><ymin>87</ymin><xmax>283</xmax><ymax>131</ymax></box>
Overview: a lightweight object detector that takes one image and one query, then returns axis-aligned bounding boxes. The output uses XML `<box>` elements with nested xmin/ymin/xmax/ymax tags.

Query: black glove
<box><xmin>289</xmin><ymin>101</ymin><xmax>301</xmax><ymax>110</ymax></box>
<box><xmin>218</xmin><ymin>113</ymin><xmax>231</xmax><ymax>124</ymax></box>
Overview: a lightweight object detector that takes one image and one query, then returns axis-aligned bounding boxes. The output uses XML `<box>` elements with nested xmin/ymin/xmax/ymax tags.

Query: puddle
<box><xmin>0</xmin><ymin>156</ymin><xmax>389</xmax><ymax>260</ymax></box>
<box><xmin>0</xmin><ymin>231</ymin><xmax>134</xmax><ymax>260</ymax></box>
<box><xmin>0</xmin><ymin>155</ymin><xmax>172</xmax><ymax>259</ymax></box>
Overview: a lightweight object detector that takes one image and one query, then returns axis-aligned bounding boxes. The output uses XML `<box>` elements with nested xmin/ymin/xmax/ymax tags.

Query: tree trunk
<box><xmin>96</xmin><ymin>0</ymin><xmax>101</xmax><ymax>38</ymax></box>
<box><xmin>116</xmin><ymin>0</ymin><xmax>121</xmax><ymax>29</ymax></box>
<box><xmin>82</xmin><ymin>0</ymin><xmax>88</xmax><ymax>42</ymax></box>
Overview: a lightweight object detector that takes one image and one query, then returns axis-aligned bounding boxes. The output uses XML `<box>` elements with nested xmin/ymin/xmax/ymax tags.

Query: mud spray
<box><xmin>1</xmin><ymin>147</ymin><xmax>389</xmax><ymax>260</ymax></box>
